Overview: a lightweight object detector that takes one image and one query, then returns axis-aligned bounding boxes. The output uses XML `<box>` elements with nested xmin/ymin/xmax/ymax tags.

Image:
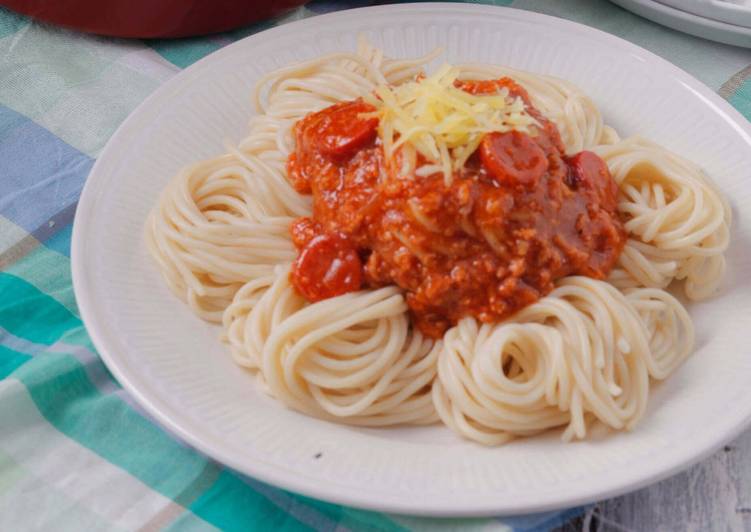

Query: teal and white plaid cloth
<box><xmin>2</xmin><ymin>1</ymin><xmax>750</xmax><ymax>530</ymax></box>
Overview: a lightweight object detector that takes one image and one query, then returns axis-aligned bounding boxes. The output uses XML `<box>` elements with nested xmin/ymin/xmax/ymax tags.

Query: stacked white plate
<box><xmin>612</xmin><ymin>0</ymin><xmax>751</xmax><ymax>47</ymax></box>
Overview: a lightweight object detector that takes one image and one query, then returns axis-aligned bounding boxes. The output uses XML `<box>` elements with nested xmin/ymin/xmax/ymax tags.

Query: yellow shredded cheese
<box><xmin>362</xmin><ymin>64</ymin><xmax>539</xmax><ymax>185</ymax></box>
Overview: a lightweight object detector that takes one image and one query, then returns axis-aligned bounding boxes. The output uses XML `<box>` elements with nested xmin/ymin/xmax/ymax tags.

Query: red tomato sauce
<box><xmin>287</xmin><ymin>78</ymin><xmax>626</xmax><ymax>338</ymax></box>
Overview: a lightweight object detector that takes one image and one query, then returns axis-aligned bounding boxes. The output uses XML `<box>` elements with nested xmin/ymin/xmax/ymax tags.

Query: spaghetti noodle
<box><xmin>146</xmin><ymin>39</ymin><xmax>729</xmax><ymax>444</ymax></box>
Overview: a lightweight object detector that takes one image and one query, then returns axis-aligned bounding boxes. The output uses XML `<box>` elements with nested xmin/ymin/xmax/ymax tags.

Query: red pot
<box><xmin>0</xmin><ymin>0</ymin><xmax>309</xmax><ymax>38</ymax></box>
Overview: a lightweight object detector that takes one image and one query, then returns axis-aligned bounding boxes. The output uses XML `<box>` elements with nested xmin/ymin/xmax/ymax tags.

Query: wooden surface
<box><xmin>558</xmin><ymin>428</ymin><xmax>751</xmax><ymax>530</ymax></box>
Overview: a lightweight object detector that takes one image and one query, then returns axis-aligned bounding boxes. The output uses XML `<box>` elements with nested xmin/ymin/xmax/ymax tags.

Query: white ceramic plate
<box><xmin>659</xmin><ymin>0</ymin><xmax>751</xmax><ymax>28</ymax></box>
<box><xmin>612</xmin><ymin>0</ymin><xmax>751</xmax><ymax>47</ymax></box>
<box><xmin>72</xmin><ymin>3</ymin><xmax>751</xmax><ymax>516</ymax></box>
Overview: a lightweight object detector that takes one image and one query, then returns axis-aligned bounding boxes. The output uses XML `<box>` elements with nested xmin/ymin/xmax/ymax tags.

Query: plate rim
<box><xmin>611</xmin><ymin>0</ymin><xmax>751</xmax><ymax>47</ymax></box>
<box><xmin>657</xmin><ymin>0</ymin><xmax>751</xmax><ymax>28</ymax></box>
<box><xmin>72</xmin><ymin>2</ymin><xmax>751</xmax><ymax>516</ymax></box>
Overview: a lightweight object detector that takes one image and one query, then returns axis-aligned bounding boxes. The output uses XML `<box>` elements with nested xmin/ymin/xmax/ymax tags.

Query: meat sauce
<box><xmin>287</xmin><ymin>78</ymin><xmax>626</xmax><ymax>338</ymax></box>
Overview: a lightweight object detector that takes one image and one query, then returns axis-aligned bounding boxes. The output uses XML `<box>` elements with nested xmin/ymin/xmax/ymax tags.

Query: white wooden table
<box><xmin>559</xmin><ymin>429</ymin><xmax>751</xmax><ymax>530</ymax></box>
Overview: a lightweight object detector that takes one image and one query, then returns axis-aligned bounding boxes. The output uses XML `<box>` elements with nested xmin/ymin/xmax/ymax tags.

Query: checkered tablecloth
<box><xmin>2</xmin><ymin>1</ymin><xmax>750</xmax><ymax>530</ymax></box>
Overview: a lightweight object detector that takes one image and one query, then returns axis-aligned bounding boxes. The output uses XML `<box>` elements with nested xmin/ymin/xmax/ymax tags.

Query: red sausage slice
<box><xmin>479</xmin><ymin>130</ymin><xmax>548</xmax><ymax>188</ymax></box>
<box><xmin>291</xmin><ymin>232</ymin><xmax>362</xmax><ymax>301</ymax></box>
<box><xmin>301</xmin><ymin>100</ymin><xmax>378</xmax><ymax>159</ymax></box>
<box><xmin>564</xmin><ymin>151</ymin><xmax>618</xmax><ymax>210</ymax></box>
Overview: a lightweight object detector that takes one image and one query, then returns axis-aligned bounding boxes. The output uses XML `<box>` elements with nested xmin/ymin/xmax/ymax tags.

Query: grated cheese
<box><xmin>362</xmin><ymin>64</ymin><xmax>539</xmax><ymax>185</ymax></box>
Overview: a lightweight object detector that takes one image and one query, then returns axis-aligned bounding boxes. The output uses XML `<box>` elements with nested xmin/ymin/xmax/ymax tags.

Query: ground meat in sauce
<box><xmin>287</xmin><ymin>78</ymin><xmax>627</xmax><ymax>338</ymax></box>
